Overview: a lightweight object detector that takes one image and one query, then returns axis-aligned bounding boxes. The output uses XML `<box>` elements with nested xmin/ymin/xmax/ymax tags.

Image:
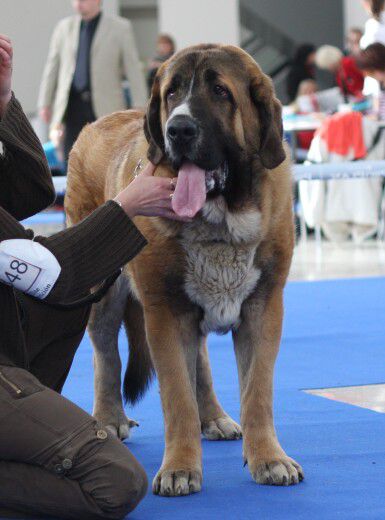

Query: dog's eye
<box><xmin>213</xmin><ymin>84</ymin><xmax>230</xmax><ymax>98</ymax></box>
<box><xmin>167</xmin><ymin>89</ymin><xmax>176</xmax><ymax>100</ymax></box>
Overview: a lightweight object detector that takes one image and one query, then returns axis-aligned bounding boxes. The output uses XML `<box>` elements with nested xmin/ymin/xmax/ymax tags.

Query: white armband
<box><xmin>0</xmin><ymin>239</ymin><xmax>61</xmax><ymax>299</ymax></box>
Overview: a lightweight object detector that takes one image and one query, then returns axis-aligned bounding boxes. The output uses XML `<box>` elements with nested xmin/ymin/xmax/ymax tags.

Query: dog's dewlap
<box><xmin>0</xmin><ymin>239</ymin><xmax>61</xmax><ymax>298</ymax></box>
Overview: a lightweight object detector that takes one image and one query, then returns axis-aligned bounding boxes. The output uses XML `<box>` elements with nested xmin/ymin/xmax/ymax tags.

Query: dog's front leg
<box><xmin>145</xmin><ymin>305</ymin><xmax>202</xmax><ymax>496</ymax></box>
<box><xmin>233</xmin><ymin>284</ymin><xmax>304</xmax><ymax>486</ymax></box>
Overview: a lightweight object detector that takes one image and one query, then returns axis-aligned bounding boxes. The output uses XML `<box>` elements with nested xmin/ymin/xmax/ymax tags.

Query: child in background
<box><xmin>292</xmin><ymin>79</ymin><xmax>320</xmax><ymax>150</ymax></box>
<box><xmin>346</xmin><ymin>27</ymin><xmax>364</xmax><ymax>56</ymax></box>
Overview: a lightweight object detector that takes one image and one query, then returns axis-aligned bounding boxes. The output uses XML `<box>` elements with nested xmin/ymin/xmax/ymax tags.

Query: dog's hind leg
<box><xmin>197</xmin><ymin>341</ymin><xmax>242</xmax><ymax>440</ymax></box>
<box><xmin>89</xmin><ymin>275</ymin><xmax>137</xmax><ymax>440</ymax></box>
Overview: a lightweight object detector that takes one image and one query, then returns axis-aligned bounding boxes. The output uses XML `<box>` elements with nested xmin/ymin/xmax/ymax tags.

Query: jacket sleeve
<box><xmin>37</xmin><ymin>21</ymin><xmax>63</xmax><ymax>110</ymax></box>
<box><xmin>121</xmin><ymin>19</ymin><xmax>148</xmax><ymax>107</ymax></box>
<box><xmin>0</xmin><ymin>201</ymin><xmax>147</xmax><ymax>303</ymax></box>
<box><xmin>0</xmin><ymin>95</ymin><xmax>56</xmax><ymax>220</ymax></box>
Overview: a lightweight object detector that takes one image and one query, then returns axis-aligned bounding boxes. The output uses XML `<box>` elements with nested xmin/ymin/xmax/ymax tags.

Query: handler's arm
<box><xmin>0</xmin><ymin>201</ymin><xmax>147</xmax><ymax>303</ymax></box>
<box><xmin>0</xmin><ymin>94</ymin><xmax>56</xmax><ymax>219</ymax></box>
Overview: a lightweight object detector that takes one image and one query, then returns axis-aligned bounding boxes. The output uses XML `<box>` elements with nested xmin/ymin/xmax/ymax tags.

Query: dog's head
<box><xmin>144</xmin><ymin>44</ymin><xmax>285</xmax><ymax>217</ymax></box>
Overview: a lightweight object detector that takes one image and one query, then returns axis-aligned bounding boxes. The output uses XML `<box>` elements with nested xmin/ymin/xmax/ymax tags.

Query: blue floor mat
<box><xmin>61</xmin><ymin>277</ymin><xmax>385</xmax><ymax>520</ymax></box>
<box><xmin>3</xmin><ymin>277</ymin><xmax>383</xmax><ymax>519</ymax></box>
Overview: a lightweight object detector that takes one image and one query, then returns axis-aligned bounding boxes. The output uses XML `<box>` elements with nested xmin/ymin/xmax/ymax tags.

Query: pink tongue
<box><xmin>172</xmin><ymin>162</ymin><xmax>206</xmax><ymax>218</ymax></box>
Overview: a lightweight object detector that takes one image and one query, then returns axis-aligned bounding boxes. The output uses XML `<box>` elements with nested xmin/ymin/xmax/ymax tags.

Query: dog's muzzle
<box><xmin>166</xmin><ymin>115</ymin><xmax>199</xmax><ymax>150</ymax></box>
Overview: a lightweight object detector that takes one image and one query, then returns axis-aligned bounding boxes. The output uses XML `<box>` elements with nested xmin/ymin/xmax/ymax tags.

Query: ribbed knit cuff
<box><xmin>40</xmin><ymin>200</ymin><xmax>147</xmax><ymax>302</ymax></box>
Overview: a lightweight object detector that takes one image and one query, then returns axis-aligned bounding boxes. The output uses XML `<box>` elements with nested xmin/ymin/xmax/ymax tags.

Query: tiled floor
<box><xmin>305</xmin><ymin>383</ymin><xmax>385</xmax><ymax>413</ymax></box>
<box><xmin>290</xmin><ymin>239</ymin><xmax>385</xmax><ymax>281</ymax></box>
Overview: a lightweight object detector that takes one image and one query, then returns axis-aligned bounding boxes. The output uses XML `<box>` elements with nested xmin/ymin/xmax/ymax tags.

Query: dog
<box><xmin>65</xmin><ymin>44</ymin><xmax>303</xmax><ymax>496</ymax></box>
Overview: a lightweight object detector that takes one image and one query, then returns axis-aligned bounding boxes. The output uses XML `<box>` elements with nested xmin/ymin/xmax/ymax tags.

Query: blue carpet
<box><xmin>45</xmin><ymin>278</ymin><xmax>385</xmax><ymax>518</ymax></box>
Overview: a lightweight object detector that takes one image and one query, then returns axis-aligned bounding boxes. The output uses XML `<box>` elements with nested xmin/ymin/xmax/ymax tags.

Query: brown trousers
<box><xmin>0</xmin><ymin>295</ymin><xmax>147</xmax><ymax>519</ymax></box>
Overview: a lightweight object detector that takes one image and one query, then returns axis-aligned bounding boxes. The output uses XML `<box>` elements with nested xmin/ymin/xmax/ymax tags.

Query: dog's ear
<box><xmin>249</xmin><ymin>71</ymin><xmax>286</xmax><ymax>170</ymax></box>
<box><xmin>144</xmin><ymin>76</ymin><xmax>164</xmax><ymax>165</ymax></box>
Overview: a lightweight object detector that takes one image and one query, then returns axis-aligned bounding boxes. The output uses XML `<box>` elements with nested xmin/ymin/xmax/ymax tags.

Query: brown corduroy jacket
<box><xmin>0</xmin><ymin>94</ymin><xmax>147</xmax><ymax>369</ymax></box>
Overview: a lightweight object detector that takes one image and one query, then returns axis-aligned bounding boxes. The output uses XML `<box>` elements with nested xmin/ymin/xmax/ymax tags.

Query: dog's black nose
<box><xmin>167</xmin><ymin>116</ymin><xmax>198</xmax><ymax>145</ymax></box>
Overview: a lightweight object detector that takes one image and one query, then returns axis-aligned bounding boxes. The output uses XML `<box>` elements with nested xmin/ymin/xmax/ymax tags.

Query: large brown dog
<box><xmin>65</xmin><ymin>44</ymin><xmax>303</xmax><ymax>496</ymax></box>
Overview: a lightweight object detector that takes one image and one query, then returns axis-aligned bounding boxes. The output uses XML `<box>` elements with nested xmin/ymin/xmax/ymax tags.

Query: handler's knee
<box><xmin>102</xmin><ymin>454</ymin><xmax>148</xmax><ymax>519</ymax></box>
<box><xmin>79</xmin><ymin>434</ymin><xmax>148</xmax><ymax>519</ymax></box>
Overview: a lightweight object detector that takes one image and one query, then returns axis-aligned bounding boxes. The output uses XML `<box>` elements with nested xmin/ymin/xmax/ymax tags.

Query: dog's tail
<box><xmin>123</xmin><ymin>298</ymin><xmax>154</xmax><ymax>404</ymax></box>
<box><xmin>123</xmin><ymin>339</ymin><xmax>154</xmax><ymax>404</ymax></box>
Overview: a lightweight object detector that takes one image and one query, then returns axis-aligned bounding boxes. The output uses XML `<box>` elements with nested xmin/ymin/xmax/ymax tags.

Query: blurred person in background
<box><xmin>315</xmin><ymin>45</ymin><xmax>365</xmax><ymax>100</ymax></box>
<box><xmin>286</xmin><ymin>43</ymin><xmax>316</xmax><ymax>103</ymax></box>
<box><xmin>38</xmin><ymin>0</ymin><xmax>147</xmax><ymax>162</ymax></box>
<box><xmin>346</xmin><ymin>27</ymin><xmax>364</xmax><ymax>55</ymax></box>
<box><xmin>360</xmin><ymin>1</ymin><xmax>385</xmax><ymax>99</ymax></box>
<box><xmin>360</xmin><ymin>0</ymin><xmax>385</xmax><ymax>48</ymax></box>
<box><xmin>356</xmin><ymin>42</ymin><xmax>385</xmax><ymax>119</ymax></box>
<box><xmin>292</xmin><ymin>79</ymin><xmax>320</xmax><ymax>151</ymax></box>
<box><xmin>147</xmin><ymin>33</ymin><xmax>175</xmax><ymax>92</ymax></box>
<box><xmin>295</xmin><ymin>78</ymin><xmax>319</xmax><ymax>99</ymax></box>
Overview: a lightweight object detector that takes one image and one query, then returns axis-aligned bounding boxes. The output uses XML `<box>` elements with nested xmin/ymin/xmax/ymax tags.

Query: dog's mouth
<box><xmin>205</xmin><ymin>162</ymin><xmax>228</xmax><ymax>193</ymax></box>
<box><xmin>172</xmin><ymin>161</ymin><xmax>228</xmax><ymax>219</ymax></box>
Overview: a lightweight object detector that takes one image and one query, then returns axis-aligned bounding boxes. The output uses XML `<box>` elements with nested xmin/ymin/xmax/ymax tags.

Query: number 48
<box><xmin>5</xmin><ymin>260</ymin><xmax>28</xmax><ymax>284</ymax></box>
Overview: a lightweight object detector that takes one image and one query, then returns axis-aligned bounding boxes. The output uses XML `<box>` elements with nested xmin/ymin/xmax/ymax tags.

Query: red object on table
<box><xmin>317</xmin><ymin>111</ymin><xmax>366</xmax><ymax>159</ymax></box>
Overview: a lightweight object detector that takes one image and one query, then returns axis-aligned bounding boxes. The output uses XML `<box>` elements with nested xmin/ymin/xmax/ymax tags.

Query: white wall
<box><xmin>158</xmin><ymin>0</ymin><xmax>240</xmax><ymax>51</ymax></box>
<box><xmin>343</xmin><ymin>0</ymin><xmax>368</xmax><ymax>33</ymax></box>
<box><xmin>120</xmin><ymin>5</ymin><xmax>158</xmax><ymax>62</ymax></box>
<box><xmin>2</xmin><ymin>0</ymin><xmax>118</xmax><ymax>115</ymax></box>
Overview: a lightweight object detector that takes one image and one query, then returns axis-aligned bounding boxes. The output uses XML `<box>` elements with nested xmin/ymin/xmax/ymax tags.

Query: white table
<box><xmin>293</xmin><ymin>159</ymin><xmax>385</xmax><ymax>182</ymax></box>
<box><xmin>283</xmin><ymin>116</ymin><xmax>322</xmax><ymax>133</ymax></box>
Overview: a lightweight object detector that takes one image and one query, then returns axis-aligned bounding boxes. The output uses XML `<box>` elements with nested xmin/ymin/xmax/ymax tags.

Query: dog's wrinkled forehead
<box><xmin>160</xmin><ymin>47</ymin><xmax>248</xmax><ymax>112</ymax></box>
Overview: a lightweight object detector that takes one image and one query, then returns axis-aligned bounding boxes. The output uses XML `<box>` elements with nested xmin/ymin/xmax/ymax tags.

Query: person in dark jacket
<box><xmin>0</xmin><ymin>34</ymin><xmax>185</xmax><ymax>520</ymax></box>
<box><xmin>286</xmin><ymin>43</ymin><xmax>316</xmax><ymax>103</ymax></box>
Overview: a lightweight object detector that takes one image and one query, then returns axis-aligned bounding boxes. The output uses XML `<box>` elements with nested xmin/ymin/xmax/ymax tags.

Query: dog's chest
<box><xmin>181</xmin><ymin>206</ymin><xmax>261</xmax><ymax>335</ymax></box>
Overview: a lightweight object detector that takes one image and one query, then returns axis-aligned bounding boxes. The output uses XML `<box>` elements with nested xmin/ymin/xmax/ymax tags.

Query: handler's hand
<box><xmin>114</xmin><ymin>162</ymin><xmax>190</xmax><ymax>222</ymax></box>
<box><xmin>0</xmin><ymin>34</ymin><xmax>12</xmax><ymax>115</ymax></box>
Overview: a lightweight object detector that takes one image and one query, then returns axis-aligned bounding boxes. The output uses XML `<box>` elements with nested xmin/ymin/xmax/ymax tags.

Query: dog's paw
<box><xmin>247</xmin><ymin>456</ymin><xmax>304</xmax><ymax>486</ymax></box>
<box><xmin>94</xmin><ymin>408</ymin><xmax>138</xmax><ymax>440</ymax></box>
<box><xmin>202</xmin><ymin>416</ymin><xmax>242</xmax><ymax>440</ymax></box>
<box><xmin>152</xmin><ymin>468</ymin><xmax>202</xmax><ymax>496</ymax></box>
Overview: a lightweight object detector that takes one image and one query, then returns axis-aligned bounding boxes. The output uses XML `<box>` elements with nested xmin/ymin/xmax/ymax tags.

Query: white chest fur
<box><xmin>181</xmin><ymin>197</ymin><xmax>262</xmax><ymax>335</ymax></box>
